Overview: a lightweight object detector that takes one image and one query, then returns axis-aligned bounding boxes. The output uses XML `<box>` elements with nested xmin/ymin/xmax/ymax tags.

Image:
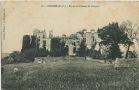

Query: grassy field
<box><xmin>1</xmin><ymin>58</ymin><xmax>139</xmax><ymax>90</ymax></box>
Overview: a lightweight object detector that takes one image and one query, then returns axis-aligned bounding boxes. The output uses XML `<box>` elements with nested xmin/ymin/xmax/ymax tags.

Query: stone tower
<box><xmin>49</xmin><ymin>30</ymin><xmax>53</xmax><ymax>38</ymax></box>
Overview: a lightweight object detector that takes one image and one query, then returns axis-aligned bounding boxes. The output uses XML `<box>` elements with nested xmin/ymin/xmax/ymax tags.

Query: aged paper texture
<box><xmin>1</xmin><ymin>1</ymin><xmax>139</xmax><ymax>90</ymax></box>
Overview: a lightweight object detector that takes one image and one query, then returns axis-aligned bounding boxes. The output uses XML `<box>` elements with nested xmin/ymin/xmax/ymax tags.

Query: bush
<box><xmin>22</xmin><ymin>48</ymin><xmax>36</xmax><ymax>61</ymax></box>
<box><xmin>77</xmin><ymin>38</ymin><xmax>86</xmax><ymax>57</ymax></box>
<box><xmin>50</xmin><ymin>37</ymin><xmax>66</xmax><ymax>57</ymax></box>
<box><xmin>1</xmin><ymin>51</ymin><xmax>27</xmax><ymax>65</ymax></box>
<box><xmin>2</xmin><ymin>56</ymin><xmax>14</xmax><ymax>65</ymax></box>
<box><xmin>36</xmin><ymin>48</ymin><xmax>49</xmax><ymax>57</ymax></box>
<box><xmin>86</xmin><ymin>49</ymin><xmax>101</xmax><ymax>59</ymax></box>
<box><xmin>92</xmin><ymin>51</ymin><xmax>101</xmax><ymax>59</ymax></box>
<box><xmin>2</xmin><ymin>48</ymin><xmax>51</xmax><ymax>65</ymax></box>
<box><xmin>127</xmin><ymin>51</ymin><xmax>137</xmax><ymax>58</ymax></box>
<box><xmin>10</xmin><ymin>51</ymin><xmax>27</xmax><ymax>62</ymax></box>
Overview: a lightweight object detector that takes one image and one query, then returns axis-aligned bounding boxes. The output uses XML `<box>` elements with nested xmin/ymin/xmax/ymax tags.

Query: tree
<box><xmin>50</xmin><ymin>37</ymin><xmax>66</xmax><ymax>56</ymax></box>
<box><xmin>21</xmin><ymin>35</ymin><xmax>31</xmax><ymax>52</ymax></box>
<box><xmin>22</xmin><ymin>48</ymin><xmax>36</xmax><ymax>61</ymax></box>
<box><xmin>97</xmin><ymin>22</ymin><xmax>130</xmax><ymax>60</ymax></box>
<box><xmin>120</xmin><ymin>20</ymin><xmax>138</xmax><ymax>58</ymax></box>
<box><xmin>107</xmin><ymin>44</ymin><xmax>122</xmax><ymax>59</ymax></box>
<box><xmin>30</xmin><ymin>36</ymin><xmax>37</xmax><ymax>48</ymax></box>
<box><xmin>78</xmin><ymin>38</ymin><xmax>87</xmax><ymax>57</ymax></box>
<box><xmin>2</xmin><ymin>51</ymin><xmax>27</xmax><ymax>64</ymax></box>
<box><xmin>21</xmin><ymin>35</ymin><xmax>38</xmax><ymax>52</ymax></box>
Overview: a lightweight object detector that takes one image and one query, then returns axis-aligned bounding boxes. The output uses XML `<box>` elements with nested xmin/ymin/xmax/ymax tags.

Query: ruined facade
<box><xmin>22</xmin><ymin>29</ymin><xmax>52</xmax><ymax>52</ymax></box>
<box><xmin>63</xmin><ymin>29</ymin><xmax>99</xmax><ymax>56</ymax></box>
<box><xmin>65</xmin><ymin>39</ymin><xmax>80</xmax><ymax>56</ymax></box>
<box><xmin>33</xmin><ymin>29</ymin><xmax>52</xmax><ymax>51</ymax></box>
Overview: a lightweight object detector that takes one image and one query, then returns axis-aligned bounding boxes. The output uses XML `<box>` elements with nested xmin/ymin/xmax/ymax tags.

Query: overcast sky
<box><xmin>1</xmin><ymin>1</ymin><xmax>139</xmax><ymax>53</ymax></box>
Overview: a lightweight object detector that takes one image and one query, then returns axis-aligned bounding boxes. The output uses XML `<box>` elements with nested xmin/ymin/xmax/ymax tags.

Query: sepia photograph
<box><xmin>1</xmin><ymin>1</ymin><xmax>139</xmax><ymax>90</ymax></box>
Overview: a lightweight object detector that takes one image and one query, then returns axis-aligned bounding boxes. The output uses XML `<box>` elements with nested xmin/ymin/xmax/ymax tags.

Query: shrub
<box><xmin>1</xmin><ymin>51</ymin><xmax>27</xmax><ymax>65</ymax></box>
<box><xmin>2</xmin><ymin>56</ymin><xmax>14</xmax><ymax>65</ymax></box>
<box><xmin>22</xmin><ymin>48</ymin><xmax>36</xmax><ymax>61</ymax></box>
<box><xmin>127</xmin><ymin>51</ymin><xmax>137</xmax><ymax>58</ymax></box>
<box><xmin>93</xmin><ymin>51</ymin><xmax>101</xmax><ymax>59</ymax></box>
<box><xmin>50</xmin><ymin>37</ymin><xmax>66</xmax><ymax>57</ymax></box>
<box><xmin>86</xmin><ymin>49</ymin><xmax>101</xmax><ymax>59</ymax></box>
<box><xmin>77</xmin><ymin>38</ymin><xmax>86</xmax><ymax>57</ymax></box>
<box><xmin>36</xmin><ymin>48</ymin><xmax>49</xmax><ymax>57</ymax></box>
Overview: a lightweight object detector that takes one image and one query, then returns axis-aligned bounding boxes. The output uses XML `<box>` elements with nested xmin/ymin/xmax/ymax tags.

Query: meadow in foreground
<box><xmin>1</xmin><ymin>59</ymin><xmax>139</xmax><ymax>90</ymax></box>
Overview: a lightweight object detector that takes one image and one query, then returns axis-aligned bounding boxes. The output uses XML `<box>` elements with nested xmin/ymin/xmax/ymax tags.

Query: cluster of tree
<box><xmin>2</xmin><ymin>51</ymin><xmax>26</xmax><ymax>65</ymax></box>
<box><xmin>77</xmin><ymin>21</ymin><xmax>138</xmax><ymax>60</ymax></box>
<box><xmin>97</xmin><ymin>22</ymin><xmax>126</xmax><ymax>59</ymax></box>
<box><xmin>97</xmin><ymin>21</ymin><xmax>138</xmax><ymax>60</ymax></box>
<box><xmin>21</xmin><ymin>35</ymin><xmax>37</xmax><ymax>52</ymax></box>
<box><xmin>50</xmin><ymin>37</ymin><xmax>68</xmax><ymax>57</ymax></box>
<box><xmin>77</xmin><ymin>38</ymin><xmax>87</xmax><ymax>57</ymax></box>
<box><xmin>20</xmin><ymin>35</ymin><xmax>50</xmax><ymax>60</ymax></box>
<box><xmin>2</xmin><ymin>47</ymin><xmax>50</xmax><ymax>65</ymax></box>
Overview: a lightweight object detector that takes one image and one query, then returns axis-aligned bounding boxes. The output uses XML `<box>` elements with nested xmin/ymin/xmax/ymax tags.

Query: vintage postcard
<box><xmin>1</xmin><ymin>1</ymin><xmax>139</xmax><ymax>90</ymax></box>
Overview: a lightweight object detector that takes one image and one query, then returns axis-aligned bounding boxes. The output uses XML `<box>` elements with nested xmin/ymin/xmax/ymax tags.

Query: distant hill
<box><xmin>1</xmin><ymin>53</ymin><xmax>10</xmax><ymax>58</ymax></box>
